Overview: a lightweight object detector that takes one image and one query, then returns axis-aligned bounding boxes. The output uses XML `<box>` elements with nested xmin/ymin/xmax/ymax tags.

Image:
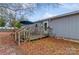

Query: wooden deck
<box><xmin>14</xmin><ymin>26</ymin><xmax>48</xmax><ymax>45</ymax></box>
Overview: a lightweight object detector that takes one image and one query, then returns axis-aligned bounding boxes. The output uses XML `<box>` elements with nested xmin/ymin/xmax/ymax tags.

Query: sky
<box><xmin>27</xmin><ymin>3</ymin><xmax>79</xmax><ymax>22</ymax></box>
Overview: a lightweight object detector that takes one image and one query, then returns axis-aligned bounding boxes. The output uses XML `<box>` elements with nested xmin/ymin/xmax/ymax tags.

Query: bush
<box><xmin>11</xmin><ymin>20</ymin><xmax>22</xmax><ymax>28</ymax></box>
<box><xmin>14</xmin><ymin>21</ymin><xmax>21</xmax><ymax>28</ymax></box>
<box><xmin>0</xmin><ymin>17</ymin><xmax>6</xmax><ymax>27</ymax></box>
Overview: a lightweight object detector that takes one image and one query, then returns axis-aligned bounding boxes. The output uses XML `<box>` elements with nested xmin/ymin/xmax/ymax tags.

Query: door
<box><xmin>43</xmin><ymin>21</ymin><xmax>48</xmax><ymax>34</ymax></box>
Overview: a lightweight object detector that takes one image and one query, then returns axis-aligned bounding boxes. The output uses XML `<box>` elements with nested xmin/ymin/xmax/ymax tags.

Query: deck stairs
<box><xmin>13</xmin><ymin>25</ymin><xmax>48</xmax><ymax>45</ymax></box>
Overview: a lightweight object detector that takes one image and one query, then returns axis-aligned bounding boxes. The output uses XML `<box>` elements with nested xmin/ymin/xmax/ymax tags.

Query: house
<box><xmin>15</xmin><ymin>10</ymin><xmax>79</xmax><ymax>45</ymax></box>
<box><xmin>34</xmin><ymin>10</ymin><xmax>79</xmax><ymax>39</ymax></box>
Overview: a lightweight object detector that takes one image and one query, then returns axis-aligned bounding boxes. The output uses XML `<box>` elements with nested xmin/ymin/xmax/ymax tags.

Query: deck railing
<box><xmin>14</xmin><ymin>24</ymin><xmax>48</xmax><ymax>45</ymax></box>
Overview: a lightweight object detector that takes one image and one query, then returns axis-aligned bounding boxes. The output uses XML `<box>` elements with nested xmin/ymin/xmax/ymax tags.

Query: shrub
<box><xmin>11</xmin><ymin>20</ymin><xmax>21</xmax><ymax>28</ymax></box>
<box><xmin>0</xmin><ymin>17</ymin><xmax>6</xmax><ymax>27</ymax></box>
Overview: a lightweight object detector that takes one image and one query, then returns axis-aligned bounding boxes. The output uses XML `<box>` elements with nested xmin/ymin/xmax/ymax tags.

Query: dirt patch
<box><xmin>19</xmin><ymin>37</ymin><xmax>79</xmax><ymax>55</ymax></box>
<box><xmin>0</xmin><ymin>32</ymin><xmax>79</xmax><ymax>55</ymax></box>
<box><xmin>0</xmin><ymin>32</ymin><xmax>24</xmax><ymax>55</ymax></box>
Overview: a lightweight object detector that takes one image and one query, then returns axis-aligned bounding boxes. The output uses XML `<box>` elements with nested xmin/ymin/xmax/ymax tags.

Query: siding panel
<box><xmin>50</xmin><ymin>14</ymin><xmax>79</xmax><ymax>39</ymax></box>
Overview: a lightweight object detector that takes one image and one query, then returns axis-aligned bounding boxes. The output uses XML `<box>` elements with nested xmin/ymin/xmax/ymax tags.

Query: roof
<box><xmin>20</xmin><ymin>21</ymin><xmax>33</xmax><ymax>25</ymax></box>
<box><xmin>34</xmin><ymin>10</ymin><xmax>79</xmax><ymax>23</ymax></box>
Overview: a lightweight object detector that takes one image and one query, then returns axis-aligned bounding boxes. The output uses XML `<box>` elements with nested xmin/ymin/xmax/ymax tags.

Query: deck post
<box><xmin>24</xmin><ymin>30</ymin><xmax>28</xmax><ymax>42</ymax></box>
<box><xmin>15</xmin><ymin>32</ymin><xmax>17</xmax><ymax>41</ymax></box>
<box><xmin>24</xmin><ymin>29</ymin><xmax>25</xmax><ymax>40</ymax></box>
<box><xmin>28</xmin><ymin>30</ymin><xmax>31</xmax><ymax>42</ymax></box>
<box><xmin>18</xmin><ymin>32</ymin><xmax>21</xmax><ymax>45</ymax></box>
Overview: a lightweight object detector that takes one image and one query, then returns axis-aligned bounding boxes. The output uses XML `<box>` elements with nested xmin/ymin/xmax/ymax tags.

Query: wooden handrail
<box><xmin>13</xmin><ymin>24</ymin><xmax>48</xmax><ymax>45</ymax></box>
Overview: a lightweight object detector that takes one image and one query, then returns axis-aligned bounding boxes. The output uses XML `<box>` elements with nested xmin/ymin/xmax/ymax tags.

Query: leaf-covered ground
<box><xmin>0</xmin><ymin>32</ymin><xmax>79</xmax><ymax>55</ymax></box>
<box><xmin>19</xmin><ymin>37</ymin><xmax>79</xmax><ymax>55</ymax></box>
<box><xmin>0</xmin><ymin>32</ymin><xmax>24</xmax><ymax>55</ymax></box>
